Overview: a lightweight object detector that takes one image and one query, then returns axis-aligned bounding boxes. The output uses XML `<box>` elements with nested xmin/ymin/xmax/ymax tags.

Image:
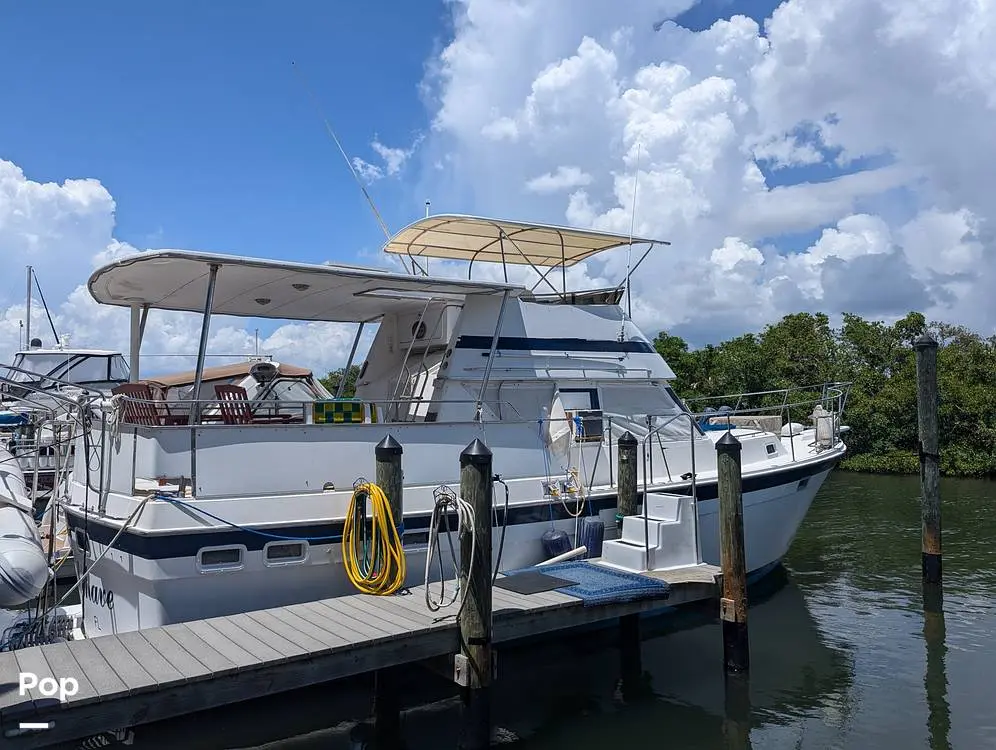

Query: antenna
<box><xmin>425</xmin><ymin>200</ymin><xmax>430</xmax><ymax>218</ymax></box>
<box><xmin>624</xmin><ymin>143</ymin><xmax>642</xmax><ymax>321</ymax></box>
<box><xmin>32</xmin><ymin>269</ymin><xmax>60</xmax><ymax>344</ymax></box>
<box><xmin>291</xmin><ymin>61</ymin><xmax>393</xmax><ymax>244</ymax></box>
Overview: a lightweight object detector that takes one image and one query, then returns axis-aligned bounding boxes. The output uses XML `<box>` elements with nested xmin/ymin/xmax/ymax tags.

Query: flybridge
<box><xmin>86</xmin><ymin>214</ymin><xmax>671</xmax><ymax>321</ymax></box>
<box><xmin>83</xmin><ymin>215</ymin><xmax>673</xmax><ymax>423</ymax></box>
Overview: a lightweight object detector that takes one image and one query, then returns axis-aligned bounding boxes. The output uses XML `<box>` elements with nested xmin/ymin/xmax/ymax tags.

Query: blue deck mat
<box><xmin>500</xmin><ymin>561</ymin><xmax>671</xmax><ymax>607</ymax></box>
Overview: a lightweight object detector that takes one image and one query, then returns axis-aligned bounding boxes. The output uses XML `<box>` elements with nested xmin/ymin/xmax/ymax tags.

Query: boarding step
<box><xmin>601</xmin><ymin>492</ymin><xmax>699</xmax><ymax>574</ymax></box>
<box><xmin>601</xmin><ymin>538</ymin><xmax>651</xmax><ymax>572</ymax></box>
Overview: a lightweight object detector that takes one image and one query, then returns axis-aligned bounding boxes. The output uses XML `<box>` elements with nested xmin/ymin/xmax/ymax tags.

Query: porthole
<box><xmin>197</xmin><ymin>545</ymin><xmax>245</xmax><ymax>573</ymax></box>
<box><xmin>264</xmin><ymin>540</ymin><xmax>308</xmax><ymax>566</ymax></box>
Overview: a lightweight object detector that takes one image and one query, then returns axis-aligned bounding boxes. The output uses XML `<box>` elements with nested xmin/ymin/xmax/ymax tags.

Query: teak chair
<box><xmin>214</xmin><ymin>384</ymin><xmax>293</xmax><ymax>425</ymax></box>
<box><xmin>111</xmin><ymin>383</ymin><xmax>187</xmax><ymax>426</ymax></box>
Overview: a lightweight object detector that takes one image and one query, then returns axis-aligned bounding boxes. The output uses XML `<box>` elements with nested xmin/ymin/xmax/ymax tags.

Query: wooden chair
<box><xmin>214</xmin><ymin>384</ymin><xmax>293</xmax><ymax>425</ymax></box>
<box><xmin>214</xmin><ymin>384</ymin><xmax>254</xmax><ymax>425</ymax></box>
<box><xmin>111</xmin><ymin>383</ymin><xmax>187</xmax><ymax>426</ymax></box>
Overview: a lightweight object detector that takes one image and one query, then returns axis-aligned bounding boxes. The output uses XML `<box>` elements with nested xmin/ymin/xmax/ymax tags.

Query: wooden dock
<box><xmin>0</xmin><ymin>563</ymin><xmax>718</xmax><ymax>749</ymax></box>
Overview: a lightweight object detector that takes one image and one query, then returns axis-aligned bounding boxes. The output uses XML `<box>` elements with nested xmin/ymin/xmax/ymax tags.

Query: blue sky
<box><xmin>0</xmin><ymin>1</ymin><xmax>449</xmax><ymax>264</ymax></box>
<box><xmin>0</xmin><ymin>0</ymin><xmax>855</xmax><ymax>270</ymax></box>
<box><xmin>4</xmin><ymin>0</ymin><xmax>987</xmax><ymax>367</ymax></box>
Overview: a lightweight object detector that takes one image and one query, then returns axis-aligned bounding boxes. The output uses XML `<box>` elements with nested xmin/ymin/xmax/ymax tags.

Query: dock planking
<box><xmin>0</xmin><ymin>567</ymin><xmax>715</xmax><ymax>749</ymax></box>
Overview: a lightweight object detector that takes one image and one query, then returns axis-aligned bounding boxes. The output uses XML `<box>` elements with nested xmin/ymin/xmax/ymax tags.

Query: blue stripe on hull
<box><xmin>65</xmin><ymin>455</ymin><xmax>839</xmax><ymax>561</ymax></box>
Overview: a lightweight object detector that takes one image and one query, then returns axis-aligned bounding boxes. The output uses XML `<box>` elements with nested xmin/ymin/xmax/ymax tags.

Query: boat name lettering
<box><xmin>84</xmin><ymin>584</ymin><xmax>114</xmax><ymax>610</ymax></box>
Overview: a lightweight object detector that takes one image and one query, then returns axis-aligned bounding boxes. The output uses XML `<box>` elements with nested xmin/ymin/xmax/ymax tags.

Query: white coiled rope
<box><xmin>423</xmin><ymin>484</ymin><xmax>476</xmax><ymax>617</ymax></box>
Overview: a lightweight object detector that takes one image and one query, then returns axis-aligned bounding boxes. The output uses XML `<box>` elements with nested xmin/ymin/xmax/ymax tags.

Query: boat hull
<box><xmin>64</xmin><ymin>454</ymin><xmax>837</xmax><ymax>636</ymax></box>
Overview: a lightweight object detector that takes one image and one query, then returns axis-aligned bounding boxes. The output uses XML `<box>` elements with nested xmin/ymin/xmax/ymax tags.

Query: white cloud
<box><xmin>525</xmin><ymin>166</ymin><xmax>593</xmax><ymax>193</ymax></box>
<box><xmin>353</xmin><ymin>136</ymin><xmax>423</xmax><ymax>182</ymax></box>
<box><xmin>0</xmin><ymin>159</ymin><xmax>364</xmax><ymax>378</ymax></box>
<box><xmin>417</xmin><ymin>0</ymin><xmax>996</xmax><ymax>341</ymax></box>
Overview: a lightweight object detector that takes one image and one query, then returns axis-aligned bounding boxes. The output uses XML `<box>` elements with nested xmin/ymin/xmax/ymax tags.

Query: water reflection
<box><xmin>922</xmin><ymin>583</ymin><xmax>949</xmax><ymax>750</ymax></box>
<box><xmin>28</xmin><ymin>472</ymin><xmax>996</xmax><ymax>749</ymax></box>
<box><xmin>485</xmin><ymin>570</ymin><xmax>852</xmax><ymax>750</ymax></box>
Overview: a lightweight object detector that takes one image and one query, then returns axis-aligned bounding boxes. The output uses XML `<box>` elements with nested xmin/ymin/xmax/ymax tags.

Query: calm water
<box><xmin>28</xmin><ymin>472</ymin><xmax>996</xmax><ymax>748</ymax></box>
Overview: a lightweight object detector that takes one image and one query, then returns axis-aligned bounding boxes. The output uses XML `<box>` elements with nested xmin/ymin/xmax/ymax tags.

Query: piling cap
<box><xmin>375</xmin><ymin>434</ymin><xmax>403</xmax><ymax>458</ymax></box>
<box><xmin>460</xmin><ymin>437</ymin><xmax>492</xmax><ymax>466</ymax></box>
<box><xmin>716</xmin><ymin>429</ymin><xmax>742</xmax><ymax>453</ymax></box>
<box><xmin>914</xmin><ymin>333</ymin><xmax>938</xmax><ymax>350</ymax></box>
<box><xmin>618</xmin><ymin>431</ymin><xmax>637</xmax><ymax>447</ymax></box>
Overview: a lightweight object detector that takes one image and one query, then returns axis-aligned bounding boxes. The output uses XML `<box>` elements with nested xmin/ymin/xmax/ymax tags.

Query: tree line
<box><xmin>655</xmin><ymin>312</ymin><xmax>996</xmax><ymax>477</ymax></box>
<box><xmin>321</xmin><ymin>311</ymin><xmax>995</xmax><ymax>478</ymax></box>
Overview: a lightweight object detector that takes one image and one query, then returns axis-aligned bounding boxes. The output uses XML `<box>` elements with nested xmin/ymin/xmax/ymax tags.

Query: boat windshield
<box><xmin>9</xmin><ymin>352</ymin><xmax>130</xmax><ymax>386</ymax></box>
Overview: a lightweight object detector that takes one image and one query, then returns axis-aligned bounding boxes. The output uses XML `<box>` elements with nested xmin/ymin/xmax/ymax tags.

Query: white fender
<box><xmin>0</xmin><ymin>447</ymin><xmax>49</xmax><ymax>607</ymax></box>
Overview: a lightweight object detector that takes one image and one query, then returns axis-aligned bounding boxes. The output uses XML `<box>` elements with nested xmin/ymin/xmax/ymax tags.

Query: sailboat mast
<box><xmin>24</xmin><ymin>265</ymin><xmax>32</xmax><ymax>348</ymax></box>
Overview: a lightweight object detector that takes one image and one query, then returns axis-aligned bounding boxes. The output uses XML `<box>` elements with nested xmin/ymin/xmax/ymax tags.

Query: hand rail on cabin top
<box><xmin>0</xmin><ymin>364</ymin><xmax>105</xmax><ymax>414</ymax></box>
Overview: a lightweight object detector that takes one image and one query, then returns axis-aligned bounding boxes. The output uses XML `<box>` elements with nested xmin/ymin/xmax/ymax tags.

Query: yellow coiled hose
<box><xmin>342</xmin><ymin>482</ymin><xmax>406</xmax><ymax>595</ymax></box>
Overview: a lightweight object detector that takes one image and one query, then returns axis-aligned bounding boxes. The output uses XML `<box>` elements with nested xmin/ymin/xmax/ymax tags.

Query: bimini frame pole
<box><xmin>129</xmin><ymin>305</ymin><xmax>143</xmax><ymax>382</ymax></box>
<box><xmin>336</xmin><ymin>321</ymin><xmax>365</xmax><ymax>399</ymax></box>
<box><xmin>475</xmin><ymin>290</ymin><xmax>510</xmax><ymax>422</ymax></box>
<box><xmin>189</xmin><ymin>264</ymin><xmax>221</xmax><ymax>426</ymax></box>
<box><xmin>189</xmin><ymin>263</ymin><xmax>220</xmax><ymax>496</ymax></box>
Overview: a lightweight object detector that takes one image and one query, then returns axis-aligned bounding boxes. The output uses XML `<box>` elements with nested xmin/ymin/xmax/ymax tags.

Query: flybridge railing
<box><xmin>683</xmin><ymin>381</ymin><xmax>851</xmax><ymax>420</ymax></box>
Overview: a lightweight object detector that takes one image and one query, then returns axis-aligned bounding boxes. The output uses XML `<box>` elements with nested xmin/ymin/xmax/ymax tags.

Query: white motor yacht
<box><xmin>40</xmin><ymin>215</ymin><xmax>849</xmax><ymax>637</ymax></box>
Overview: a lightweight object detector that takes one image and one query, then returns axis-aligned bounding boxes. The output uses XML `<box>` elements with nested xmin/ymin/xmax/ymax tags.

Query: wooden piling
<box><xmin>375</xmin><ymin>434</ymin><xmax>404</xmax><ymax>525</ymax></box>
<box><xmin>617</xmin><ymin>431</ymin><xmax>638</xmax><ymax>530</ymax></box>
<box><xmin>372</xmin><ymin>436</ymin><xmax>404</xmax><ymax>748</ymax></box>
<box><xmin>717</xmin><ymin>431</ymin><xmax>749</xmax><ymax>673</ymax></box>
<box><xmin>458</xmin><ymin>438</ymin><xmax>494</xmax><ymax>750</ymax></box>
<box><xmin>914</xmin><ymin>333</ymin><xmax>942</xmax><ymax>584</ymax></box>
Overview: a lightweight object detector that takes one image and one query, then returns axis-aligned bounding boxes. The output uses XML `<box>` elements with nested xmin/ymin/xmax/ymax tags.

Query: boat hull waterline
<box><xmin>64</xmin><ymin>453</ymin><xmax>838</xmax><ymax>635</ymax></box>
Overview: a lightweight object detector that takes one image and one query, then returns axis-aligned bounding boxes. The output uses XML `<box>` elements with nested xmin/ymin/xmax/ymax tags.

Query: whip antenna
<box><xmin>624</xmin><ymin>142</ymin><xmax>642</xmax><ymax>321</ymax></box>
<box><xmin>292</xmin><ymin>61</ymin><xmax>392</xmax><ymax>242</ymax></box>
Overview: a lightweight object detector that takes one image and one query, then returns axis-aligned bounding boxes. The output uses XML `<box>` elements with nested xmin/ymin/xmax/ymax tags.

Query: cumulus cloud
<box><xmin>0</xmin><ymin>160</ymin><xmax>363</xmax><ymax>377</ymax></box>
<box><xmin>525</xmin><ymin>166</ymin><xmax>593</xmax><ymax>194</ymax></box>
<box><xmin>416</xmin><ymin>0</ymin><xmax>996</xmax><ymax>341</ymax></box>
<box><xmin>352</xmin><ymin>135</ymin><xmax>423</xmax><ymax>182</ymax></box>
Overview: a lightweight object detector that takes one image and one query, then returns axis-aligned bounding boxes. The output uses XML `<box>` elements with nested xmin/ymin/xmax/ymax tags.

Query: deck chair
<box><xmin>214</xmin><ymin>384</ymin><xmax>292</xmax><ymax>425</ymax></box>
<box><xmin>111</xmin><ymin>383</ymin><xmax>187</xmax><ymax>426</ymax></box>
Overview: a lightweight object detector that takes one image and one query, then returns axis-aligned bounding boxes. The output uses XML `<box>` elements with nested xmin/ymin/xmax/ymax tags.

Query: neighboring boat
<box><xmin>51</xmin><ymin>214</ymin><xmax>849</xmax><ymax>637</ymax></box>
<box><xmin>0</xmin><ymin>344</ymin><xmax>128</xmax><ymax>584</ymax></box>
<box><xmin>1</xmin><ymin>343</ymin><xmax>129</xmax><ymax>497</ymax></box>
<box><xmin>0</xmin><ymin>444</ymin><xmax>50</xmax><ymax>607</ymax></box>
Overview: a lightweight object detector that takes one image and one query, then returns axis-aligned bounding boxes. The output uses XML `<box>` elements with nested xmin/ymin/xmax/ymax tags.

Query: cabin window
<box><xmin>599</xmin><ymin>383</ymin><xmax>693</xmax><ymax>441</ymax></box>
<box><xmin>197</xmin><ymin>546</ymin><xmax>245</xmax><ymax>572</ymax></box>
<box><xmin>766</xmin><ymin>443</ymin><xmax>777</xmax><ymax>455</ymax></box>
<box><xmin>263</xmin><ymin>541</ymin><xmax>308</xmax><ymax>565</ymax></box>
<box><xmin>557</xmin><ymin>388</ymin><xmax>603</xmax><ymax>442</ymax></box>
<box><xmin>498</xmin><ymin>382</ymin><xmax>555</xmax><ymax>422</ymax></box>
<box><xmin>558</xmin><ymin>388</ymin><xmax>599</xmax><ymax>411</ymax></box>
<box><xmin>108</xmin><ymin>355</ymin><xmax>131</xmax><ymax>382</ymax></box>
